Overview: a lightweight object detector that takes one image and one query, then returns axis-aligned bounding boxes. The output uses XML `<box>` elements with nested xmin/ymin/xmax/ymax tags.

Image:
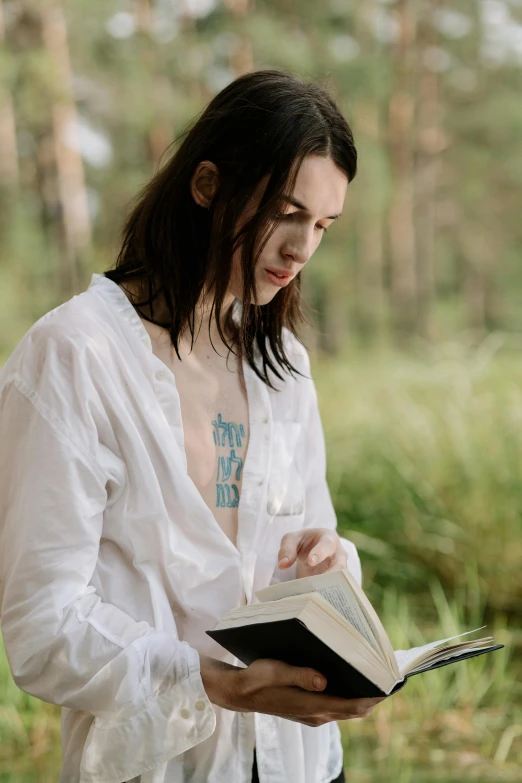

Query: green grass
<box><xmin>1</xmin><ymin>344</ymin><xmax>521</xmax><ymax>779</ymax></box>
<box><xmin>316</xmin><ymin>342</ymin><xmax>522</xmax><ymax>616</ymax></box>
<box><xmin>313</xmin><ymin>342</ymin><xmax>522</xmax><ymax>780</ymax></box>
<box><xmin>0</xmin><ymin>634</ymin><xmax>62</xmax><ymax>779</ymax></box>
<box><xmin>338</xmin><ymin>582</ymin><xmax>521</xmax><ymax>782</ymax></box>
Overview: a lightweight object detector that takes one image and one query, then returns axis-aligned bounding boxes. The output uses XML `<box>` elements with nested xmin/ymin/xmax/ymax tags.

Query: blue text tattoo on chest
<box><xmin>212</xmin><ymin>413</ymin><xmax>245</xmax><ymax>508</ymax></box>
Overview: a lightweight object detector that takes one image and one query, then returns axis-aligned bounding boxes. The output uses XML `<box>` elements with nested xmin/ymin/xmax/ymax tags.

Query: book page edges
<box><xmin>405</xmin><ymin>644</ymin><xmax>504</xmax><ymax>677</ymax></box>
<box><xmin>394</xmin><ymin>626</ymin><xmax>489</xmax><ymax>675</ymax></box>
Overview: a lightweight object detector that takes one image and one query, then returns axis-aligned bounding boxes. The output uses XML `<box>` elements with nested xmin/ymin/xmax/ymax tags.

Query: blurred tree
<box><xmin>1</xmin><ymin>0</ymin><xmax>522</xmax><ymax>354</ymax></box>
<box><xmin>351</xmin><ymin>0</ymin><xmax>388</xmax><ymax>345</ymax></box>
<box><xmin>414</xmin><ymin>0</ymin><xmax>442</xmax><ymax>342</ymax></box>
<box><xmin>387</xmin><ymin>0</ymin><xmax>418</xmax><ymax>343</ymax></box>
<box><xmin>40</xmin><ymin>0</ymin><xmax>91</xmax><ymax>297</ymax></box>
<box><xmin>0</xmin><ymin>0</ymin><xmax>19</xmax><ymax>190</ymax></box>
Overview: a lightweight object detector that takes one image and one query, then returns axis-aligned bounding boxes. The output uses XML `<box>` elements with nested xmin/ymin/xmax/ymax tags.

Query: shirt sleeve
<box><xmin>270</xmin><ymin>342</ymin><xmax>362</xmax><ymax>588</ymax></box>
<box><xmin>0</xmin><ymin>379</ymin><xmax>216</xmax><ymax>781</ymax></box>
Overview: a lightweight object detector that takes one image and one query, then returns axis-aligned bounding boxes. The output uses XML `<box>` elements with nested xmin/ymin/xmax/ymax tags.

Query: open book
<box><xmin>207</xmin><ymin>568</ymin><xmax>503</xmax><ymax>698</ymax></box>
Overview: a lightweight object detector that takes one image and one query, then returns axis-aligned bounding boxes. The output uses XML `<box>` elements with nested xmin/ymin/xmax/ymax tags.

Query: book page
<box><xmin>336</xmin><ymin>568</ymin><xmax>399</xmax><ymax>676</ymax></box>
<box><xmin>415</xmin><ymin>636</ymin><xmax>493</xmax><ymax>664</ymax></box>
<box><xmin>394</xmin><ymin>627</ymin><xmax>487</xmax><ymax>676</ymax></box>
<box><xmin>316</xmin><ymin>584</ymin><xmax>380</xmax><ymax>653</ymax></box>
<box><xmin>256</xmin><ymin>572</ymin><xmax>381</xmax><ymax>654</ymax></box>
<box><xmin>407</xmin><ymin>641</ymin><xmax>497</xmax><ymax>675</ymax></box>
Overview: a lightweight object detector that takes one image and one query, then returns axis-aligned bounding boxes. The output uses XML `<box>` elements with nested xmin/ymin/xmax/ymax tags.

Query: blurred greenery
<box><xmin>320</xmin><ymin>340</ymin><xmax>522</xmax><ymax>615</ymax></box>
<box><xmin>1</xmin><ymin>0</ymin><xmax>521</xmax><ymax>780</ymax></box>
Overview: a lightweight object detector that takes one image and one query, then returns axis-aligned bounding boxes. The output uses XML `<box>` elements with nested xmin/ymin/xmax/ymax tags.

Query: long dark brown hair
<box><xmin>103</xmin><ymin>69</ymin><xmax>357</xmax><ymax>388</ymax></box>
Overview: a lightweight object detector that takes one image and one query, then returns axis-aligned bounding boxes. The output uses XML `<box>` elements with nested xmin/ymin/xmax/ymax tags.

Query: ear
<box><xmin>190</xmin><ymin>160</ymin><xmax>220</xmax><ymax>208</ymax></box>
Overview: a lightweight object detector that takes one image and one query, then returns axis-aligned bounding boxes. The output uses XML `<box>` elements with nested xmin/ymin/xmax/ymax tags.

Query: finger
<box><xmin>259</xmin><ymin>659</ymin><xmax>327</xmax><ymax>692</ymax></box>
<box><xmin>325</xmin><ymin>546</ymin><xmax>348</xmax><ymax>573</ymax></box>
<box><xmin>305</xmin><ymin>531</ymin><xmax>339</xmax><ymax>567</ymax></box>
<box><xmin>259</xmin><ymin>687</ymin><xmax>385</xmax><ymax>724</ymax></box>
<box><xmin>276</xmin><ymin>695</ymin><xmax>384</xmax><ymax>724</ymax></box>
<box><xmin>335</xmin><ymin>697</ymin><xmax>387</xmax><ymax>718</ymax></box>
<box><xmin>278</xmin><ymin>531</ymin><xmax>304</xmax><ymax>569</ymax></box>
<box><xmin>297</xmin><ymin>552</ymin><xmax>334</xmax><ymax>576</ymax></box>
<box><xmin>335</xmin><ymin>703</ymin><xmax>378</xmax><ymax>720</ymax></box>
<box><xmin>285</xmin><ymin>715</ymin><xmax>322</xmax><ymax>727</ymax></box>
<box><xmin>306</xmin><ymin>694</ymin><xmax>387</xmax><ymax>716</ymax></box>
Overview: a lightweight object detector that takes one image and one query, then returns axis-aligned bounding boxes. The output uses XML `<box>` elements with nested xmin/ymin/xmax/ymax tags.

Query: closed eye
<box><xmin>275</xmin><ymin>213</ymin><xmax>328</xmax><ymax>233</ymax></box>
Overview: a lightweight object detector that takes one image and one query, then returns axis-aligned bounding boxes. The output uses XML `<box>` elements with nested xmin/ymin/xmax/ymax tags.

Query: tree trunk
<box><xmin>459</xmin><ymin>225</ymin><xmax>500</xmax><ymax>334</ymax></box>
<box><xmin>225</xmin><ymin>0</ymin><xmax>254</xmax><ymax>75</ymax></box>
<box><xmin>40</xmin><ymin>0</ymin><xmax>91</xmax><ymax>298</ymax></box>
<box><xmin>352</xmin><ymin>0</ymin><xmax>387</xmax><ymax>343</ymax></box>
<box><xmin>387</xmin><ymin>0</ymin><xmax>417</xmax><ymax>343</ymax></box>
<box><xmin>414</xmin><ymin>0</ymin><xmax>442</xmax><ymax>341</ymax></box>
<box><xmin>353</xmin><ymin>101</ymin><xmax>386</xmax><ymax>343</ymax></box>
<box><xmin>0</xmin><ymin>0</ymin><xmax>19</xmax><ymax>188</ymax></box>
<box><xmin>457</xmin><ymin>0</ymin><xmax>501</xmax><ymax>334</ymax></box>
<box><xmin>132</xmin><ymin>1</ymin><xmax>175</xmax><ymax>171</ymax></box>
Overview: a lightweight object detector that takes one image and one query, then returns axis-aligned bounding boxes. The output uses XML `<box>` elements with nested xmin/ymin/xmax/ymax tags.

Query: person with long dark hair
<box><xmin>0</xmin><ymin>70</ymin><xmax>385</xmax><ymax>783</ymax></box>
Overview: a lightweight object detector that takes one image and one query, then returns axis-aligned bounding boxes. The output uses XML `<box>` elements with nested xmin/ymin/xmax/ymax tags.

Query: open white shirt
<box><xmin>0</xmin><ymin>273</ymin><xmax>362</xmax><ymax>783</ymax></box>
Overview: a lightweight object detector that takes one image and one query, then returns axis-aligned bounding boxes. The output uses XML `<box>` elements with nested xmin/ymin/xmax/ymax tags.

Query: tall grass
<box><xmin>339</xmin><ymin>580</ymin><xmax>520</xmax><ymax>781</ymax></box>
<box><xmin>313</xmin><ymin>341</ymin><xmax>522</xmax><ymax>779</ymax></box>
<box><xmin>316</xmin><ymin>340</ymin><xmax>522</xmax><ymax>615</ymax></box>
<box><xmin>0</xmin><ymin>635</ymin><xmax>61</xmax><ymax>780</ymax></box>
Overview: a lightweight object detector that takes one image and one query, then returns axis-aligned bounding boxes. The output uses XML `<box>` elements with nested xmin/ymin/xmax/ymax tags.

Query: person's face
<box><xmin>229</xmin><ymin>154</ymin><xmax>349</xmax><ymax>305</ymax></box>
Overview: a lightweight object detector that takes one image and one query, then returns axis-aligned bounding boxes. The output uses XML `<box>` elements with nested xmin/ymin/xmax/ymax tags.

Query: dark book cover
<box><xmin>207</xmin><ymin>618</ymin><xmax>504</xmax><ymax>699</ymax></box>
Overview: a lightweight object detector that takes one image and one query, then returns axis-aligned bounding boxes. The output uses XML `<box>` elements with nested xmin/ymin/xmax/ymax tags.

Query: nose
<box><xmin>280</xmin><ymin>229</ymin><xmax>314</xmax><ymax>266</ymax></box>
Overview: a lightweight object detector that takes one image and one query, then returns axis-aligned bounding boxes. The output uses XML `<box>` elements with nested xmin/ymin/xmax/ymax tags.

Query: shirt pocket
<box><xmin>267</xmin><ymin>420</ymin><xmax>305</xmax><ymax>517</ymax></box>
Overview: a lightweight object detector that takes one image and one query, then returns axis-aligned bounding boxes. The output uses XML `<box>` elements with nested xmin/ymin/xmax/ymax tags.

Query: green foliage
<box><xmin>340</xmin><ymin>584</ymin><xmax>521</xmax><ymax>781</ymax></box>
<box><xmin>316</xmin><ymin>342</ymin><xmax>522</xmax><ymax>615</ymax></box>
<box><xmin>0</xmin><ymin>636</ymin><xmax>61</xmax><ymax>780</ymax></box>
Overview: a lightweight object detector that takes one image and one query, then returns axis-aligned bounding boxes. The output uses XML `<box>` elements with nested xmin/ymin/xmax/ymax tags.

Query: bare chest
<box><xmin>144</xmin><ymin>322</ymin><xmax>249</xmax><ymax>549</ymax></box>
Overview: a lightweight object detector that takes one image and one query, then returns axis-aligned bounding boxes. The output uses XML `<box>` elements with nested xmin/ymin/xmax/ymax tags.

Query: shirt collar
<box><xmin>89</xmin><ymin>272</ymin><xmax>244</xmax><ymax>343</ymax></box>
<box><xmin>89</xmin><ymin>273</ymin><xmax>153</xmax><ymax>349</ymax></box>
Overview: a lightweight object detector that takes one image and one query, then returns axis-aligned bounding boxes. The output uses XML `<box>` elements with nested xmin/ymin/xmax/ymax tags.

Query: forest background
<box><xmin>0</xmin><ymin>0</ymin><xmax>521</xmax><ymax>781</ymax></box>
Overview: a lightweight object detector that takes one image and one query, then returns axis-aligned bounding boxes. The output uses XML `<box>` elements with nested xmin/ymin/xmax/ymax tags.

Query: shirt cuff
<box><xmin>79</xmin><ymin>644</ymin><xmax>216</xmax><ymax>783</ymax></box>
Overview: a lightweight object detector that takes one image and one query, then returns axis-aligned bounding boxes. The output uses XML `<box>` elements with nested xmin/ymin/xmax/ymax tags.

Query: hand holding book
<box><xmin>207</xmin><ymin>568</ymin><xmax>504</xmax><ymax>699</ymax></box>
<box><xmin>198</xmin><ymin>654</ymin><xmax>387</xmax><ymax>727</ymax></box>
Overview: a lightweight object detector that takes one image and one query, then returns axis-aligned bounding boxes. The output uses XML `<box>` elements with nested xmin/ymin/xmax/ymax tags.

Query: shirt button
<box><xmin>195</xmin><ymin>700</ymin><xmax>206</xmax><ymax>711</ymax></box>
<box><xmin>156</xmin><ymin>369</ymin><xmax>168</xmax><ymax>381</ymax></box>
<box><xmin>180</xmin><ymin>708</ymin><xmax>190</xmax><ymax>719</ymax></box>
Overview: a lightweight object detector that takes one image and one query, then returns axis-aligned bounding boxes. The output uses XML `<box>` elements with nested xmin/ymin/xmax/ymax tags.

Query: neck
<box><xmin>121</xmin><ymin>277</ymin><xmax>238</xmax><ymax>355</ymax></box>
<box><xmin>181</xmin><ymin>291</ymin><xmax>237</xmax><ymax>354</ymax></box>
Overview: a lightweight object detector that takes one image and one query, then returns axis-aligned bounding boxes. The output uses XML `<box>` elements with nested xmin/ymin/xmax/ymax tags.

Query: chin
<box><xmin>236</xmin><ymin>286</ymin><xmax>281</xmax><ymax>306</ymax></box>
<box><xmin>257</xmin><ymin>290</ymin><xmax>280</xmax><ymax>306</ymax></box>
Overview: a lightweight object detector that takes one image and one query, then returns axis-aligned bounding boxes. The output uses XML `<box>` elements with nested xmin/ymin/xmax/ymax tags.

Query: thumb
<box><xmin>268</xmin><ymin>659</ymin><xmax>327</xmax><ymax>692</ymax></box>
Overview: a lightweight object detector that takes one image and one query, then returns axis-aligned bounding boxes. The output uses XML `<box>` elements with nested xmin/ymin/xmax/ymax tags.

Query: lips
<box><xmin>265</xmin><ymin>268</ymin><xmax>293</xmax><ymax>288</ymax></box>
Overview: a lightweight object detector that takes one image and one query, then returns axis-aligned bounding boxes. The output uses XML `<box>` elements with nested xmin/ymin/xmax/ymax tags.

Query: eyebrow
<box><xmin>282</xmin><ymin>195</ymin><xmax>342</xmax><ymax>221</ymax></box>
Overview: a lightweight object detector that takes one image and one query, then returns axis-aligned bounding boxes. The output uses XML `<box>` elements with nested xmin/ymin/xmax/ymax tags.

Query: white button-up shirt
<box><xmin>0</xmin><ymin>273</ymin><xmax>362</xmax><ymax>783</ymax></box>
